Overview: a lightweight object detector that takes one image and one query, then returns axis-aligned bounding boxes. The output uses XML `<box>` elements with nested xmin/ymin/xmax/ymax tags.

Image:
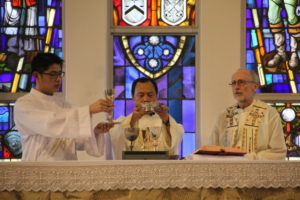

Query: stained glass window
<box><xmin>0</xmin><ymin>0</ymin><xmax>63</xmax><ymax>161</ymax></box>
<box><xmin>0</xmin><ymin>0</ymin><xmax>63</xmax><ymax>93</ymax></box>
<box><xmin>112</xmin><ymin>0</ymin><xmax>197</xmax><ymax>158</ymax></box>
<box><xmin>268</xmin><ymin>103</ymin><xmax>300</xmax><ymax>159</ymax></box>
<box><xmin>113</xmin><ymin>35</ymin><xmax>196</xmax><ymax>157</ymax></box>
<box><xmin>0</xmin><ymin>103</ymin><xmax>21</xmax><ymax>160</ymax></box>
<box><xmin>246</xmin><ymin>0</ymin><xmax>300</xmax><ymax>93</ymax></box>
<box><xmin>113</xmin><ymin>0</ymin><xmax>196</xmax><ymax>26</ymax></box>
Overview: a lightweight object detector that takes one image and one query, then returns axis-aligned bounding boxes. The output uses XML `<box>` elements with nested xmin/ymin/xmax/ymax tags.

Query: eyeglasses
<box><xmin>41</xmin><ymin>71</ymin><xmax>65</xmax><ymax>79</ymax></box>
<box><xmin>229</xmin><ymin>80</ymin><xmax>256</xmax><ymax>86</ymax></box>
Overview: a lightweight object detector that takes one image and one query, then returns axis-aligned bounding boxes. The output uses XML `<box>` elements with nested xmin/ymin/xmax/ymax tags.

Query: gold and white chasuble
<box><xmin>211</xmin><ymin>100</ymin><xmax>287</xmax><ymax>160</ymax></box>
<box><xmin>107</xmin><ymin>113</ymin><xmax>184</xmax><ymax>160</ymax></box>
<box><xmin>224</xmin><ymin>101</ymin><xmax>266</xmax><ymax>153</ymax></box>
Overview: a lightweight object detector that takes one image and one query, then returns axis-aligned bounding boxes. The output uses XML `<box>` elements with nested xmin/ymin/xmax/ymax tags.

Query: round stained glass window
<box><xmin>281</xmin><ymin>108</ymin><xmax>296</xmax><ymax>122</ymax></box>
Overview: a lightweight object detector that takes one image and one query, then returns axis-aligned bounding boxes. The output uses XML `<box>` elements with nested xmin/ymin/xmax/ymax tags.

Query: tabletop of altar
<box><xmin>0</xmin><ymin>159</ymin><xmax>299</xmax><ymax>192</ymax></box>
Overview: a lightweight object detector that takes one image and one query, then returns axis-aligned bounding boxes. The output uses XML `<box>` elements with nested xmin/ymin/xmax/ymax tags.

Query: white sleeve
<box><xmin>14</xmin><ymin>99</ymin><xmax>93</xmax><ymax>139</ymax></box>
<box><xmin>256</xmin><ymin>109</ymin><xmax>287</xmax><ymax>160</ymax></box>
<box><xmin>106</xmin><ymin>116</ymin><xmax>127</xmax><ymax>160</ymax></box>
<box><xmin>82</xmin><ymin>133</ymin><xmax>105</xmax><ymax>157</ymax></box>
<box><xmin>210</xmin><ymin>112</ymin><xmax>227</xmax><ymax>146</ymax></box>
<box><xmin>168</xmin><ymin>116</ymin><xmax>184</xmax><ymax>155</ymax></box>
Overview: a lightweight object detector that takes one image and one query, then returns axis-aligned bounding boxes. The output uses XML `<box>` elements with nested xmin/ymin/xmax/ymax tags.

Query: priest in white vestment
<box><xmin>106</xmin><ymin>78</ymin><xmax>184</xmax><ymax>160</ymax></box>
<box><xmin>14</xmin><ymin>53</ymin><xmax>114</xmax><ymax>161</ymax></box>
<box><xmin>211</xmin><ymin>69</ymin><xmax>287</xmax><ymax>160</ymax></box>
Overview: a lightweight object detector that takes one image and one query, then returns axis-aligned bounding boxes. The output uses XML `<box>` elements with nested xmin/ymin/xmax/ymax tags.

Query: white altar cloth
<box><xmin>0</xmin><ymin>160</ymin><xmax>299</xmax><ymax>192</ymax></box>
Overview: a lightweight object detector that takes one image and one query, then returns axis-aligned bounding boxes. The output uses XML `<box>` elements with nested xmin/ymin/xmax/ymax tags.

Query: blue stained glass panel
<box><xmin>126</xmin><ymin>100</ymin><xmax>134</xmax><ymax>116</ymax></box>
<box><xmin>183</xmin><ymin>100</ymin><xmax>195</xmax><ymax>132</ymax></box>
<box><xmin>273</xmin><ymin>84</ymin><xmax>291</xmax><ymax>93</ymax></box>
<box><xmin>59</xmin><ymin>30</ymin><xmax>63</xmax><ymax>38</ymax></box>
<box><xmin>281</xmin><ymin>9</ymin><xmax>287</xmax><ymax>18</ymax></box>
<box><xmin>38</xmin><ymin>16</ymin><xmax>45</xmax><ymax>26</ymax></box>
<box><xmin>158</xmin><ymin>100</ymin><xmax>167</xmax><ymax>105</ymax></box>
<box><xmin>0</xmin><ymin>107</ymin><xmax>8</xmax><ymax>123</ymax></box>
<box><xmin>183</xmin><ymin>67</ymin><xmax>195</xmax><ymax>98</ymax></box>
<box><xmin>114</xmin><ymin>100</ymin><xmax>125</xmax><ymax>119</ymax></box>
<box><xmin>247</xmin><ymin>0</ymin><xmax>256</xmax><ymax>8</ymax></box>
<box><xmin>0</xmin><ymin>74</ymin><xmax>14</xmax><ymax>82</ymax></box>
<box><xmin>165</xmin><ymin>36</ymin><xmax>178</xmax><ymax>47</ymax></box>
<box><xmin>55</xmin><ymin>49</ymin><xmax>63</xmax><ymax>59</ymax></box>
<box><xmin>264</xmin><ymin>38</ymin><xmax>270</xmax><ymax>52</ymax></box>
<box><xmin>129</xmin><ymin>36</ymin><xmax>142</xmax><ymax>50</ymax></box>
<box><xmin>269</xmin><ymin>38</ymin><xmax>275</xmax><ymax>50</ymax></box>
<box><xmin>246</xmin><ymin>63</ymin><xmax>257</xmax><ymax>72</ymax></box>
<box><xmin>286</xmin><ymin>38</ymin><xmax>291</xmax><ymax>51</ymax></box>
<box><xmin>246</xmin><ymin>9</ymin><xmax>252</xmax><ymax>18</ymax></box>
<box><xmin>168</xmin><ymin>67</ymin><xmax>182</xmax><ymax>99</ymax></box>
<box><xmin>125</xmin><ymin>67</ymin><xmax>139</xmax><ymax>99</ymax></box>
<box><xmin>169</xmin><ymin>100</ymin><xmax>182</xmax><ymax>124</ymax></box>
<box><xmin>114</xmin><ymin>38</ymin><xmax>125</xmax><ymax>66</ymax></box>
<box><xmin>246</xmin><ymin>30</ymin><xmax>251</xmax><ymax>48</ymax></box>
<box><xmin>251</xmin><ymin>30</ymin><xmax>258</xmax><ymax>47</ymax></box>
<box><xmin>262</xmin><ymin>0</ymin><xmax>268</xmax><ymax>8</ymax></box>
<box><xmin>1</xmin><ymin>35</ymin><xmax>6</xmax><ymax>51</ymax></box>
<box><xmin>0</xmin><ymin>123</ymin><xmax>9</xmax><ymax>133</ymax></box>
<box><xmin>54</xmin><ymin>8</ymin><xmax>61</xmax><ymax>25</ymax></box>
<box><xmin>182</xmin><ymin>133</ymin><xmax>195</xmax><ymax>157</ymax></box>
<box><xmin>294</xmin><ymin>135</ymin><xmax>300</xmax><ymax>146</ymax></box>
<box><xmin>183</xmin><ymin>37</ymin><xmax>195</xmax><ymax>66</ymax></box>
<box><xmin>52</xmin><ymin>28</ymin><xmax>59</xmax><ymax>47</ymax></box>
<box><xmin>262</xmin><ymin>18</ymin><xmax>268</xmax><ymax>28</ymax></box>
<box><xmin>273</xmin><ymin>74</ymin><xmax>284</xmax><ymax>83</ymax></box>
<box><xmin>51</xmin><ymin>0</ymin><xmax>57</xmax><ymax>7</ymax></box>
<box><xmin>39</xmin><ymin>27</ymin><xmax>46</xmax><ymax>35</ymax></box>
<box><xmin>256</xmin><ymin>0</ymin><xmax>262</xmax><ymax>8</ymax></box>
<box><xmin>157</xmin><ymin>75</ymin><xmax>167</xmax><ymax>99</ymax></box>
<box><xmin>246</xmin><ymin>50</ymin><xmax>255</xmax><ymax>63</ymax></box>
<box><xmin>266</xmin><ymin>74</ymin><xmax>272</xmax><ymax>84</ymax></box>
<box><xmin>115</xmin><ymin>67</ymin><xmax>125</xmax><ymax>98</ymax></box>
<box><xmin>115</xmin><ymin>85</ymin><xmax>125</xmax><ymax>99</ymax></box>
<box><xmin>296</xmin><ymin>74</ymin><xmax>300</xmax><ymax>82</ymax></box>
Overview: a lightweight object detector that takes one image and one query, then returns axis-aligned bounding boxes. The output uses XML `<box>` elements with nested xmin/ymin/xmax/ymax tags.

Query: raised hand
<box><xmin>130</xmin><ymin>104</ymin><xmax>147</xmax><ymax>127</ymax></box>
<box><xmin>94</xmin><ymin>122</ymin><xmax>114</xmax><ymax>134</ymax></box>
<box><xmin>89</xmin><ymin>99</ymin><xmax>114</xmax><ymax>114</ymax></box>
<box><xmin>154</xmin><ymin>103</ymin><xmax>169</xmax><ymax>123</ymax></box>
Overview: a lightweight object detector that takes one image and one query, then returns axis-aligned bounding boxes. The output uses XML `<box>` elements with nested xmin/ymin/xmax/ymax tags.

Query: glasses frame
<box><xmin>41</xmin><ymin>71</ymin><xmax>65</xmax><ymax>79</ymax></box>
<box><xmin>228</xmin><ymin>80</ymin><xmax>257</xmax><ymax>87</ymax></box>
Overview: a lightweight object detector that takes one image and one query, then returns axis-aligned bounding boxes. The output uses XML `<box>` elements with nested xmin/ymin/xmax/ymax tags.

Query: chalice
<box><xmin>104</xmin><ymin>88</ymin><xmax>115</xmax><ymax>123</ymax></box>
<box><xmin>124</xmin><ymin>128</ymin><xmax>139</xmax><ymax>151</ymax></box>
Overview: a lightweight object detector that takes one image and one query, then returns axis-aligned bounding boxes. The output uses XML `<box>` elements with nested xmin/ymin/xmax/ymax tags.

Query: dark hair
<box><xmin>31</xmin><ymin>53</ymin><xmax>63</xmax><ymax>73</ymax></box>
<box><xmin>131</xmin><ymin>77</ymin><xmax>158</xmax><ymax>97</ymax></box>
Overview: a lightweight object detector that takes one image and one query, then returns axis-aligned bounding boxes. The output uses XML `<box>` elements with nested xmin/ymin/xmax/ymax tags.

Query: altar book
<box><xmin>194</xmin><ymin>145</ymin><xmax>246</xmax><ymax>156</ymax></box>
